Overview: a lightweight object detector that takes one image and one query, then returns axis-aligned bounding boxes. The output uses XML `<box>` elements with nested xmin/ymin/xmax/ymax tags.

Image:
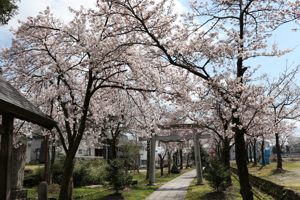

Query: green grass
<box><xmin>25</xmin><ymin>164</ymin><xmax>44</xmax><ymax>172</ymax></box>
<box><xmin>185</xmin><ymin>176</ymin><xmax>274</xmax><ymax>200</ymax></box>
<box><xmin>247</xmin><ymin>160</ymin><xmax>300</xmax><ymax>193</ymax></box>
<box><xmin>27</xmin><ymin>185</ymin><xmax>112</xmax><ymax>200</ymax></box>
<box><xmin>26</xmin><ymin>168</ymin><xmax>192</xmax><ymax>200</ymax></box>
<box><xmin>185</xmin><ymin>177</ymin><xmax>242</xmax><ymax>200</ymax></box>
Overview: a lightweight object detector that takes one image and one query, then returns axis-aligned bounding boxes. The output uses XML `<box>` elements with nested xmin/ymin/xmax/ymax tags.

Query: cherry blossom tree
<box><xmin>266</xmin><ymin>67</ymin><xmax>300</xmax><ymax>171</ymax></box>
<box><xmin>186</xmin><ymin>71</ymin><xmax>272</xmax><ymax>186</ymax></box>
<box><xmin>1</xmin><ymin>5</ymin><xmax>159</xmax><ymax>199</ymax></box>
<box><xmin>105</xmin><ymin>1</ymin><xmax>300</xmax><ymax>199</ymax></box>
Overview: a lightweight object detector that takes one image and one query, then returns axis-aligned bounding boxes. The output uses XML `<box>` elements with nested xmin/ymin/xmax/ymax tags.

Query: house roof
<box><xmin>0</xmin><ymin>77</ymin><xmax>56</xmax><ymax>129</ymax></box>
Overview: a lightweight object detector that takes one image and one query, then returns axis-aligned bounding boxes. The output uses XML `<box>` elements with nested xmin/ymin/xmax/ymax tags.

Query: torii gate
<box><xmin>0</xmin><ymin>77</ymin><xmax>56</xmax><ymax>200</ymax></box>
<box><xmin>140</xmin><ymin>134</ymin><xmax>183</xmax><ymax>186</ymax></box>
<box><xmin>142</xmin><ymin>123</ymin><xmax>210</xmax><ymax>186</ymax></box>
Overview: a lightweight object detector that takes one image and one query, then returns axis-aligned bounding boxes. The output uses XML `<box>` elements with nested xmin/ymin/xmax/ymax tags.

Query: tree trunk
<box><xmin>159</xmin><ymin>155</ymin><xmax>164</xmax><ymax>177</ymax></box>
<box><xmin>234</xmin><ymin>128</ymin><xmax>253</xmax><ymax>200</ymax></box>
<box><xmin>275</xmin><ymin>133</ymin><xmax>283</xmax><ymax>170</ymax></box>
<box><xmin>49</xmin><ymin>145</ymin><xmax>56</xmax><ymax>184</ymax></box>
<box><xmin>261</xmin><ymin>139</ymin><xmax>265</xmax><ymax>166</ymax></box>
<box><xmin>179</xmin><ymin>149</ymin><xmax>183</xmax><ymax>170</ymax></box>
<box><xmin>173</xmin><ymin>151</ymin><xmax>177</xmax><ymax>166</ymax></box>
<box><xmin>233</xmin><ymin>7</ymin><xmax>253</xmax><ymax>199</ymax></box>
<box><xmin>222</xmin><ymin>138</ymin><xmax>232</xmax><ymax>186</ymax></box>
<box><xmin>249</xmin><ymin>144</ymin><xmax>252</xmax><ymax>163</ymax></box>
<box><xmin>167</xmin><ymin>151</ymin><xmax>171</xmax><ymax>174</ymax></box>
<box><xmin>110</xmin><ymin>138</ymin><xmax>118</xmax><ymax>159</ymax></box>
<box><xmin>146</xmin><ymin>140</ymin><xmax>150</xmax><ymax>179</ymax></box>
<box><xmin>245</xmin><ymin>143</ymin><xmax>249</xmax><ymax>165</ymax></box>
<box><xmin>186</xmin><ymin>152</ymin><xmax>190</xmax><ymax>169</ymax></box>
<box><xmin>253</xmin><ymin>138</ymin><xmax>257</xmax><ymax>166</ymax></box>
<box><xmin>58</xmin><ymin>152</ymin><xmax>76</xmax><ymax>200</ymax></box>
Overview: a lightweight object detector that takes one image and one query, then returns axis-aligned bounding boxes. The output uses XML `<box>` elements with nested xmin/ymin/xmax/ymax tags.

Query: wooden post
<box><xmin>194</xmin><ymin>133</ymin><xmax>203</xmax><ymax>185</ymax></box>
<box><xmin>149</xmin><ymin>135</ymin><xmax>156</xmax><ymax>185</ymax></box>
<box><xmin>0</xmin><ymin>114</ymin><xmax>14</xmax><ymax>200</ymax></box>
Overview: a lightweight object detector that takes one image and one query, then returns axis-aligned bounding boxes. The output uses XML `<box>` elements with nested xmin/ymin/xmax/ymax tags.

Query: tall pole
<box><xmin>194</xmin><ymin>133</ymin><xmax>203</xmax><ymax>185</ymax></box>
<box><xmin>149</xmin><ymin>134</ymin><xmax>156</xmax><ymax>185</ymax></box>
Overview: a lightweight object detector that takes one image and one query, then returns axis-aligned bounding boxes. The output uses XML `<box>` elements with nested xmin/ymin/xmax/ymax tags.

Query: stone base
<box><xmin>11</xmin><ymin>189</ymin><xmax>27</xmax><ymax>200</ymax></box>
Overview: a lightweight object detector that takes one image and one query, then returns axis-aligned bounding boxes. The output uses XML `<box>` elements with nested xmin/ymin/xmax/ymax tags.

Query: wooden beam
<box><xmin>0</xmin><ymin>114</ymin><xmax>14</xmax><ymax>200</ymax></box>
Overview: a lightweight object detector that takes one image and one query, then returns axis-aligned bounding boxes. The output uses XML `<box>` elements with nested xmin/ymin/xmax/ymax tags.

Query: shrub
<box><xmin>24</xmin><ymin>157</ymin><xmax>108</xmax><ymax>187</ymax></box>
<box><xmin>51</xmin><ymin>156</ymin><xmax>65</xmax><ymax>184</ymax></box>
<box><xmin>106</xmin><ymin>159</ymin><xmax>132</xmax><ymax>194</ymax></box>
<box><xmin>73</xmin><ymin>161</ymin><xmax>89</xmax><ymax>187</ymax></box>
<box><xmin>85</xmin><ymin>159</ymin><xmax>108</xmax><ymax>185</ymax></box>
<box><xmin>119</xmin><ymin>143</ymin><xmax>140</xmax><ymax>172</ymax></box>
<box><xmin>51</xmin><ymin>157</ymin><xmax>108</xmax><ymax>187</ymax></box>
<box><xmin>204</xmin><ymin>158</ymin><xmax>230</xmax><ymax>192</ymax></box>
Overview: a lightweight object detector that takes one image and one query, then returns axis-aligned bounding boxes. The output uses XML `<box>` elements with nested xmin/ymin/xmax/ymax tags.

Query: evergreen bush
<box><xmin>106</xmin><ymin>159</ymin><xmax>132</xmax><ymax>194</ymax></box>
<box><xmin>204</xmin><ymin>158</ymin><xmax>230</xmax><ymax>192</ymax></box>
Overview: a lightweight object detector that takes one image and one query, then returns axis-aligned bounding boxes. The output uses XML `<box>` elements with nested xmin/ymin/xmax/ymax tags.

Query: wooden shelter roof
<box><xmin>0</xmin><ymin>77</ymin><xmax>56</xmax><ymax>129</ymax></box>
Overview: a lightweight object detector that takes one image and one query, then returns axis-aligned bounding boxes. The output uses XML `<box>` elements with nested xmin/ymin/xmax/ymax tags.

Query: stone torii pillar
<box><xmin>148</xmin><ymin>135</ymin><xmax>156</xmax><ymax>186</ymax></box>
<box><xmin>194</xmin><ymin>133</ymin><xmax>203</xmax><ymax>185</ymax></box>
<box><xmin>147</xmin><ymin>134</ymin><xmax>182</xmax><ymax>186</ymax></box>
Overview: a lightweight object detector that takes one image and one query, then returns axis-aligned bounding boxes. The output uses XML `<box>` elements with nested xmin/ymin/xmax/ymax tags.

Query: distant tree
<box><xmin>0</xmin><ymin>0</ymin><xmax>18</xmax><ymax>24</ymax></box>
<box><xmin>158</xmin><ymin>151</ymin><xmax>167</xmax><ymax>177</ymax></box>
<box><xmin>266</xmin><ymin>67</ymin><xmax>300</xmax><ymax>171</ymax></box>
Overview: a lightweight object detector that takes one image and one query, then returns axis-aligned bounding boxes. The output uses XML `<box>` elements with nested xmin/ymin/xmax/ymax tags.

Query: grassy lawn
<box><xmin>25</xmin><ymin>164</ymin><xmax>44</xmax><ymax>172</ymax></box>
<box><xmin>185</xmin><ymin>175</ymin><xmax>274</xmax><ymax>200</ymax></box>
<box><xmin>27</xmin><ymin>185</ymin><xmax>112</xmax><ymax>200</ymax></box>
<box><xmin>247</xmin><ymin>160</ymin><xmax>300</xmax><ymax>193</ymax></box>
<box><xmin>26</xmin><ymin>168</ymin><xmax>192</xmax><ymax>200</ymax></box>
